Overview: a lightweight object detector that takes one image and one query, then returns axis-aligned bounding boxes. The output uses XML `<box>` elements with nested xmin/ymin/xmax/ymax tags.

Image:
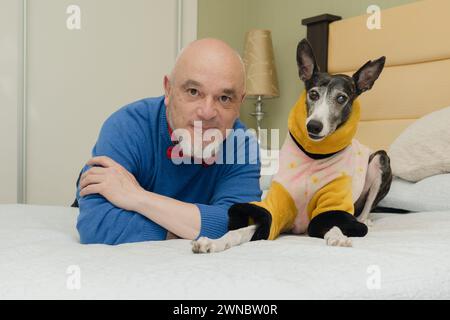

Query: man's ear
<box><xmin>240</xmin><ymin>92</ymin><xmax>246</xmax><ymax>104</ymax></box>
<box><xmin>296</xmin><ymin>38</ymin><xmax>319</xmax><ymax>81</ymax></box>
<box><xmin>352</xmin><ymin>56</ymin><xmax>386</xmax><ymax>95</ymax></box>
<box><xmin>163</xmin><ymin>75</ymin><xmax>171</xmax><ymax>105</ymax></box>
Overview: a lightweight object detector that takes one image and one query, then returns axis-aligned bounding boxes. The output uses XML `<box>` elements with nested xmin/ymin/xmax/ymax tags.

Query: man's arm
<box><xmin>132</xmin><ymin>160</ymin><xmax>262</xmax><ymax>240</ymax></box>
<box><xmin>76</xmin><ymin>106</ymin><xmax>168</xmax><ymax>245</ymax></box>
<box><xmin>80</xmin><ymin>149</ymin><xmax>262</xmax><ymax>241</ymax></box>
<box><xmin>79</xmin><ymin>155</ymin><xmax>201</xmax><ymax>241</ymax></box>
<box><xmin>133</xmin><ymin>191</ymin><xmax>200</xmax><ymax>240</ymax></box>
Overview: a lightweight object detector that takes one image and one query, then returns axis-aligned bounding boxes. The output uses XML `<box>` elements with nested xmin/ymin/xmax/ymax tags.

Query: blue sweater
<box><xmin>76</xmin><ymin>96</ymin><xmax>261</xmax><ymax>245</ymax></box>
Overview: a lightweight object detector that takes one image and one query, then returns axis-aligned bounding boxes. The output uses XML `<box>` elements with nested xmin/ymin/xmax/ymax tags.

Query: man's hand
<box><xmin>79</xmin><ymin>156</ymin><xmax>144</xmax><ymax>212</ymax></box>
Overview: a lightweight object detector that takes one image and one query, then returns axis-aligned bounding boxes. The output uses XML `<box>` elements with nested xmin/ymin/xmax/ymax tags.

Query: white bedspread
<box><xmin>1</xmin><ymin>204</ymin><xmax>449</xmax><ymax>299</ymax></box>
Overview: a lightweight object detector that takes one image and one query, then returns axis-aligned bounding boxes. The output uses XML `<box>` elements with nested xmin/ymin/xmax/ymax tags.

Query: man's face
<box><xmin>164</xmin><ymin>52</ymin><xmax>245</xmax><ymax>158</ymax></box>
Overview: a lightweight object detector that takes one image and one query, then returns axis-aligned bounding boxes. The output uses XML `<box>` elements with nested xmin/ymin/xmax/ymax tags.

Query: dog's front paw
<box><xmin>324</xmin><ymin>226</ymin><xmax>352</xmax><ymax>247</ymax></box>
<box><xmin>191</xmin><ymin>237</ymin><xmax>217</xmax><ymax>254</ymax></box>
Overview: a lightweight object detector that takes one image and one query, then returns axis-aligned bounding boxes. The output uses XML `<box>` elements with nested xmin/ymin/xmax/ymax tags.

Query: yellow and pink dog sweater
<box><xmin>230</xmin><ymin>91</ymin><xmax>371</xmax><ymax>240</ymax></box>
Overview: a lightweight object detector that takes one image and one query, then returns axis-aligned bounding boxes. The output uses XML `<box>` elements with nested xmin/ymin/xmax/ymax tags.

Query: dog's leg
<box><xmin>191</xmin><ymin>225</ymin><xmax>258</xmax><ymax>254</ymax></box>
<box><xmin>356</xmin><ymin>150</ymin><xmax>392</xmax><ymax>226</ymax></box>
<box><xmin>356</xmin><ymin>168</ymin><xmax>381</xmax><ymax>227</ymax></box>
<box><xmin>308</xmin><ymin>211</ymin><xmax>368</xmax><ymax>247</ymax></box>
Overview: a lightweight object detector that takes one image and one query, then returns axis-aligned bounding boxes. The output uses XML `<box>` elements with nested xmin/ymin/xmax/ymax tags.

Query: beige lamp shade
<box><xmin>243</xmin><ymin>29</ymin><xmax>280</xmax><ymax>98</ymax></box>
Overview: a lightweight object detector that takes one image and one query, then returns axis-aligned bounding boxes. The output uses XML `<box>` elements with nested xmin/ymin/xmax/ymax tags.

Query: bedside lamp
<box><xmin>243</xmin><ymin>29</ymin><xmax>280</xmax><ymax>146</ymax></box>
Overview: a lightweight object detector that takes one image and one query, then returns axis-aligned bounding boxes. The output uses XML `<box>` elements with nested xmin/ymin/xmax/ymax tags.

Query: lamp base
<box><xmin>250</xmin><ymin>95</ymin><xmax>265</xmax><ymax>147</ymax></box>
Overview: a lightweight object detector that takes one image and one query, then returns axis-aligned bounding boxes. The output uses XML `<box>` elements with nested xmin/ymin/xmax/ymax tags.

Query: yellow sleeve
<box><xmin>307</xmin><ymin>174</ymin><xmax>354</xmax><ymax>220</ymax></box>
<box><xmin>228</xmin><ymin>181</ymin><xmax>297</xmax><ymax>241</ymax></box>
<box><xmin>251</xmin><ymin>181</ymin><xmax>297</xmax><ymax>240</ymax></box>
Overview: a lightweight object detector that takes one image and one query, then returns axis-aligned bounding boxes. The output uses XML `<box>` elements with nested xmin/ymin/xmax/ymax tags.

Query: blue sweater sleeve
<box><xmin>195</xmin><ymin>134</ymin><xmax>262</xmax><ymax>239</ymax></box>
<box><xmin>76</xmin><ymin>107</ymin><xmax>167</xmax><ymax>245</ymax></box>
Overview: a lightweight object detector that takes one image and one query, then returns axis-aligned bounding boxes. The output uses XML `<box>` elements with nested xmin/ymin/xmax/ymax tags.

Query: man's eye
<box><xmin>220</xmin><ymin>95</ymin><xmax>231</xmax><ymax>103</ymax></box>
<box><xmin>336</xmin><ymin>95</ymin><xmax>347</xmax><ymax>104</ymax></box>
<box><xmin>188</xmin><ymin>88</ymin><xmax>199</xmax><ymax>96</ymax></box>
<box><xmin>308</xmin><ymin>90</ymin><xmax>319</xmax><ymax>101</ymax></box>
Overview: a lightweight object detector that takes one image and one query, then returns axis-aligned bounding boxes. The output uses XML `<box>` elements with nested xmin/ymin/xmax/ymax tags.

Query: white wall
<box><xmin>0</xmin><ymin>0</ymin><xmax>197</xmax><ymax>205</ymax></box>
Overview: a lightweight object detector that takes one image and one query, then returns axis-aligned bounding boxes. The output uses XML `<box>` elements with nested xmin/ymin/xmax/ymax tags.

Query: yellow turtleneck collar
<box><xmin>288</xmin><ymin>91</ymin><xmax>361</xmax><ymax>155</ymax></box>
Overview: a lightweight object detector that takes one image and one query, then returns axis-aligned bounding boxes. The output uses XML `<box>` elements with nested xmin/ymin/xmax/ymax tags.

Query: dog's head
<box><xmin>297</xmin><ymin>39</ymin><xmax>385</xmax><ymax>141</ymax></box>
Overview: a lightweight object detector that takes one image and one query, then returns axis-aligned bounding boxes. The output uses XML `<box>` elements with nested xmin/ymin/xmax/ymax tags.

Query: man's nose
<box><xmin>197</xmin><ymin>97</ymin><xmax>217</xmax><ymax>121</ymax></box>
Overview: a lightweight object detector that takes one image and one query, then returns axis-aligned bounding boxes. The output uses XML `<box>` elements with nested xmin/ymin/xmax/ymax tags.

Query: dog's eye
<box><xmin>308</xmin><ymin>90</ymin><xmax>319</xmax><ymax>101</ymax></box>
<box><xmin>336</xmin><ymin>95</ymin><xmax>347</xmax><ymax>104</ymax></box>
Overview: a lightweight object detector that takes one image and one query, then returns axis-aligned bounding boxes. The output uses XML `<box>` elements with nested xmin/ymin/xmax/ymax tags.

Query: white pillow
<box><xmin>378</xmin><ymin>174</ymin><xmax>450</xmax><ymax>212</ymax></box>
<box><xmin>388</xmin><ymin>106</ymin><xmax>450</xmax><ymax>182</ymax></box>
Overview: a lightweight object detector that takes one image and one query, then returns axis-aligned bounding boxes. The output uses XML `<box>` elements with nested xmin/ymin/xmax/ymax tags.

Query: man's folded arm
<box><xmin>77</xmin><ymin>190</ymin><xmax>167</xmax><ymax>244</ymax></box>
<box><xmin>76</xmin><ymin>108</ymin><xmax>167</xmax><ymax>245</ymax></box>
<box><xmin>77</xmin><ymin>160</ymin><xmax>261</xmax><ymax>244</ymax></box>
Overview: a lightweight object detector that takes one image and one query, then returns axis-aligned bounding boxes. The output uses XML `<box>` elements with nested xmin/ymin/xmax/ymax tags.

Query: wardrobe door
<box><xmin>25</xmin><ymin>0</ymin><xmax>189</xmax><ymax>205</ymax></box>
<box><xmin>0</xmin><ymin>0</ymin><xmax>21</xmax><ymax>204</ymax></box>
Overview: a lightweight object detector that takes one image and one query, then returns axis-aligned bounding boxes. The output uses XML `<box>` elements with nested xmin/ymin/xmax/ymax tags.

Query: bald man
<box><xmin>73</xmin><ymin>39</ymin><xmax>262</xmax><ymax>245</ymax></box>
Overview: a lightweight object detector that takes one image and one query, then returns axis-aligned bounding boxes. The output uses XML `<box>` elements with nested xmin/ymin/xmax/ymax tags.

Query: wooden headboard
<box><xmin>302</xmin><ymin>0</ymin><xmax>450</xmax><ymax>151</ymax></box>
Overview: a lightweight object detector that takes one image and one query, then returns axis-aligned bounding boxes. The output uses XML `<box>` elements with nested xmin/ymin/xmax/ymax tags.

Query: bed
<box><xmin>2</xmin><ymin>0</ymin><xmax>450</xmax><ymax>300</ymax></box>
<box><xmin>1</xmin><ymin>204</ymin><xmax>450</xmax><ymax>299</ymax></box>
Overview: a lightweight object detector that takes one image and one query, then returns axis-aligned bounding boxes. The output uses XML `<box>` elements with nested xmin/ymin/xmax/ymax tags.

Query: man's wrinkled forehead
<box><xmin>173</xmin><ymin>61</ymin><xmax>244</xmax><ymax>94</ymax></box>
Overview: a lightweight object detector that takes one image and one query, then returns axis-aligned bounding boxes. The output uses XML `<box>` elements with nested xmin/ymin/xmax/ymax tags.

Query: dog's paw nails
<box><xmin>326</xmin><ymin>237</ymin><xmax>352</xmax><ymax>247</ymax></box>
<box><xmin>191</xmin><ymin>237</ymin><xmax>216</xmax><ymax>254</ymax></box>
<box><xmin>327</xmin><ymin>238</ymin><xmax>352</xmax><ymax>247</ymax></box>
<box><xmin>324</xmin><ymin>227</ymin><xmax>353</xmax><ymax>247</ymax></box>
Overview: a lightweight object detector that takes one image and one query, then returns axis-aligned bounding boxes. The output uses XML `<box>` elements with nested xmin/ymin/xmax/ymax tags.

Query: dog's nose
<box><xmin>307</xmin><ymin>120</ymin><xmax>323</xmax><ymax>135</ymax></box>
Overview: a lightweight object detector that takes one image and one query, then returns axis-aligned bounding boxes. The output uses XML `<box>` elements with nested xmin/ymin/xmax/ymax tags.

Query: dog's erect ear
<box><xmin>296</xmin><ymin>39</ymin><xmax>319</xmax><ymax>82</ymax></box>
<box><xmin>352</xmin><ymin>56</ymin><xmax>386</xmax><ymax>95</ymax></box>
